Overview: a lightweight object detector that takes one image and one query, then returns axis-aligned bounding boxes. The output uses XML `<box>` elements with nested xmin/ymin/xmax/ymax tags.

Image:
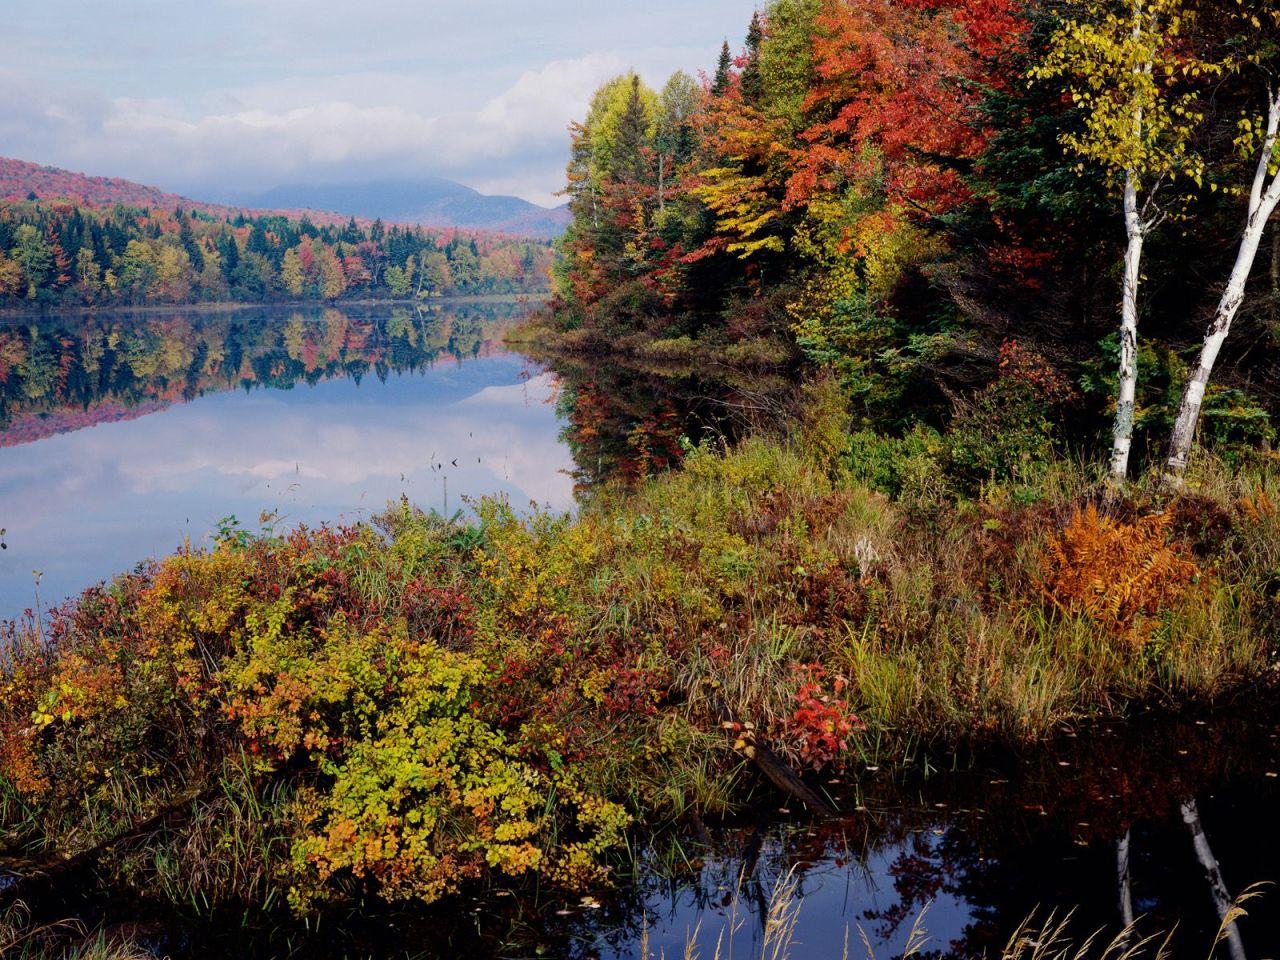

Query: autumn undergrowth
<box><xmin>1</xmin><ymin>381</ymin><xmax>1278</xmax><ymax>918</ymax></box>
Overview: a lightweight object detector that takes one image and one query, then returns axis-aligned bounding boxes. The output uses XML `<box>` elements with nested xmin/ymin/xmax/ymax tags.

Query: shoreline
<box><xmin>0</xmin><ymin>291</ymin><xmax>551</xmax><ymax>320</ymax></box>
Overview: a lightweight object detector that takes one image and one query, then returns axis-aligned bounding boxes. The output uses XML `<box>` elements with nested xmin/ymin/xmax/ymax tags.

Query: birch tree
<box><xmin>1033</xmin><ymin>0</ymin><xmax>1210</xmax><ymax>480</ymax></box>
<box><xmin>1166</xmin><ymin>80</ymin><xmax>1280</xmax><ymax>479</ymax></box>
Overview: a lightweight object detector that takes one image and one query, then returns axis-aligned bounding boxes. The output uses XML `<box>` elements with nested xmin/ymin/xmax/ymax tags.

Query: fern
<box><xmin>1038</xmin><ymin>504</ymin><xmax>1201</xmax><ymax>641</ymax></box>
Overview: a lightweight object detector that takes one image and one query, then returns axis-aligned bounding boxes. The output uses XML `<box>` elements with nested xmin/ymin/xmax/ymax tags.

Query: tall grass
<box><xmin>1</xmin><ymin>381</ymin><xmax>1276</xmax><ymax>913</ymax></box>
<box><xmin>637</xmin><ymin>879</ymin><xmax>1271</xmax><ymax>960</ymax></box>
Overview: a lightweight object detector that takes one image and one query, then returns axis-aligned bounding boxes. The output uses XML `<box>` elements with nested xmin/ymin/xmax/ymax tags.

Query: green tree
<box><xmin>75</xmin><ymin>245</ymin><xmax>101</xmax><ymax>297</ymax></box>
<box><xmin>656</xmin><ymin>71</ymin><xmax>701</xmax><ymax>209</ymax></box>
<box><xmin>614</xmin><ymin>74</ymin><xmax>655</xmax><ymax>184</ymax></box>
<box><xmin>10</xmin><ymin>224</ymin><xmax>53</xmax><ymax>300</ymax></box>
<box><xmin>741</xmin><ymin>12</ymin><xmax>765</xmax><ymax>105</ymax></box>
<box><xmin>712</xmin><ymin>40</ymin><xmax>733</xmax><ymax>97</ymax></box>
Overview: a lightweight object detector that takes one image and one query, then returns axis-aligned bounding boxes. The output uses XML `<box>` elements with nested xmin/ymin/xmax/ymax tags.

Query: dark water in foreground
<box><xmin>0</xmin><ymin>302</ymin><xmax>573</xmax><ymax>617</ymax></box>
<box><xmin>603</xmin><ymin>715</ymin><xmax>1280</xmax><ymax>960</ymax></box>
<box><xmin>0</xmin><ymin>306</ymin><xmax>1276</xmax><ymax>958</ymax></box>
<box><xmin>8</xmin><ymin>713</ymin><xmax>1277</xmax><ymax>959</ymax></box>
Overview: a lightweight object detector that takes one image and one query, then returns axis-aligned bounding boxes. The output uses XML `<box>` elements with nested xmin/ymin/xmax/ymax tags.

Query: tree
<box><xmin>10</xmin><ymin>224</ymin><xmax>53</xmax><ymax>299</ymax></box>
<box><xmin>0</xmin><ymin>252</ymin><xmax>22</xmax><ymax>298</ymax></box>
<box><xmin>75</xmin><ymin>245</ymin><xmax>101</xmax><ymax>298</ymax></box>
<box><xmin>281</xmin><ymin>247</ymin><xmax>305</xmax><ymax>297</ymax></box>
<box><xmin>386</xmin><ymin>256</ymin><xmax>414</xmax><ymax>297</ymax></box>
<box><xmin>712</xmin><ymin>41</ymin><xmax>733</xmax><ymax>97</ymax></box>
<box><xmin>741</xmin><ymin>12</ymin><xmax>765</xmax><ymax>105</ymax></box>
<box><xmin>655</xmin><ymin>71</ymin><xmax>701</xmax><ymax>210</ymax></box>
<box><xmin>1032</xmin><ymin>0</ymin><xmax>1213</xmax><ymax>480</ymax></box>
<box><xmin>614</xmin><ymin>75</ymin><xmax>655</xmax><ymax>185</ymax></box>
<box><xmin>321</xmin><ymin>248</ymin><xmax>347</xmax><ymax>300</ymax></box>
<box><xmin>118</xmin><ymin>240</ymin><xmax>158</xmax><ymax>298</ymax></box>
<box><xmin>1166</xmin><ymin>79</ymin><xmax>1280</xmax><ymax>479</ymax></box>
<box><xmin>758</xmin><ymin>0</ymin><xmax>822</xmax><ymax>129</ymax></box>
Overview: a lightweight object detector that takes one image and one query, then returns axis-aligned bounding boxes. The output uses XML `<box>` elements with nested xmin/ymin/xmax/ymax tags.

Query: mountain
<box><xmin>1</xmin><ymin>156</ymin><xmax>203</xmax><ymax>210</ymax></box>
<box><xmin>233</xmin><ymin>179</ymin><xmax>570</xmax><ymax>238</ymax></box>
<box><xmin>0</xmin><ymin>156</ymin><xmax>355</xmax><ymax>229</ymax></box>
<box><xmin>0</xmin><ymin>157</ymin><xmax>569</xmax><ymax>238</ymax></box>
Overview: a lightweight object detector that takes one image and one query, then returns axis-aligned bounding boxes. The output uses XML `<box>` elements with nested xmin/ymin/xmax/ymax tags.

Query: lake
<box><xmin>0</xmin><ymin>301</ymin><xmax>575</xmax><ymax>618</ymax></box>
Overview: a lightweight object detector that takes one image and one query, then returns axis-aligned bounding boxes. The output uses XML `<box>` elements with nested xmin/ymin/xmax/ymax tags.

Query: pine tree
<box><xmin>614</xmin><ymin>75</ymin><xmax>652</xmax><ymax>184</ymax></box>
<box><xmin>741</xmin><ymin>13</ymin><xmax>764</xmax><ymax>104</ymax></box>
<box><xmin>712</xmin><ymin>41</ymin><xmax>733</xmax><ymax>97</ymax></box>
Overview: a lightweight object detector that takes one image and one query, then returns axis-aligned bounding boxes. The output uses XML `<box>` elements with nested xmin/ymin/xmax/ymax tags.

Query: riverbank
<box><xmin>2</xmin><ymin>376</ymin><xmax>1277</xmax><ymax>929</ymax></box>
<box><xmin>0</xmin><ymin>292</ymin><xmax>550</xmax><ymax>320</ymax></box>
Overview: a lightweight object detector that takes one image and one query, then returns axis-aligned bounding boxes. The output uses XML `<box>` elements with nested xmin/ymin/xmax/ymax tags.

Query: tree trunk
<box><xmin>1166</xmin><ymin>89</ymin><xmax>1280</xmax><ymax>481</ymax></box>
<box><xmin>1270</xmin><ymin>218</ymin><xmax>1279</xmax><ymax>330</ymax></box>
<box><xmin>1112</xmin><ymin>171</ymin><xmax>1144</xmax><ymax>481</ymax></box>
<box><xmin>1180</xmin><ymin>798</ymin><xmax>1247</xmax><ymax>960</ymax></box>
<box><xmin>1117</xmin><ymin>828</ymin><xmax>1136</xmax><ymax>927</ymax></box>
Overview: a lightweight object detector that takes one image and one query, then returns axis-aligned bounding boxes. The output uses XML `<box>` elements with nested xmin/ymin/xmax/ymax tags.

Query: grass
<box><xmin>0</xmin><ymin>902</ymin><xmax>153</xmax><ymax>960</ymax></box>
<box><xmin>636</xmin><ymin>875</ymin><xmax>1272</xmax><ymax>960</ymax></box>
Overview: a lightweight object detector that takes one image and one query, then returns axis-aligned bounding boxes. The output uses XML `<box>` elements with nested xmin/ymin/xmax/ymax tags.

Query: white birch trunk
<box><xmin>1180</xmin><ymin>798</ymin><xmax>1247</xmax><ymax>960</ymax></box>
<box><xmin>1109</xmin><ymin>2</ymin><xmax>1153</xmax><ymax>481</ymax></box>
<box><xmin>1166</xmin><ymin>88</ymin><xmax>1280</xmax><ymax>480</ymax></box>
<box><xmin>1112</xmin><ymin>171</ymin><xmax>1145</xmax><ymax>480</ymax></box>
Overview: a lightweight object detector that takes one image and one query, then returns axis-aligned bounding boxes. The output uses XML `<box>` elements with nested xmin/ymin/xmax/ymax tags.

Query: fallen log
<box><xmin>706</xmin><ymin>693</ymin><xmax>836</xmax><ymax>814</ymax></box>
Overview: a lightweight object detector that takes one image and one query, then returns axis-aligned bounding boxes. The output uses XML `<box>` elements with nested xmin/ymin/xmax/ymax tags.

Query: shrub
<box><xmin>947</xmin><ymin>341</ymin><xmax>1075</xmax><ymax>489</ymax></box>
<box><xmin>1037</xmin><ymin>505</ymin><xmax>1201</xmax><ymax>641</ymax></box>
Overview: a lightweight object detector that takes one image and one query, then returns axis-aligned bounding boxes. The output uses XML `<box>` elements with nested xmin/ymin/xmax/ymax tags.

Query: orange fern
<box><xmin>1038</xmin><ymin>504</ymin><xmax>1200</xmax><ymax>641</ymax></box>
<box><xmin>1237</xmin><ymin>488</ymin><xmax>1276</xmax><ymax>523</ymax></box>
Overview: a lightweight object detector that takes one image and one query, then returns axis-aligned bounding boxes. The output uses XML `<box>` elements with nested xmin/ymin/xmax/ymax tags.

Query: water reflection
<box><xmin>0</xmin><ymin>302</ymin><xmax>574</xmax><ymax>616</ymax></box>
<box><xmin>542</xmin><ymin>350</ymin><xmax>794</xmax><ymax>496</ymax></box>
<box><xmin>592</xmin><ymin>716</ymin><xmax>1280</xmax><ymax>960</ymax></box>
<box><xmin>15</xmin><ymin>716</ymin><xmax>1271</xmax><ymax>959</ymax></box>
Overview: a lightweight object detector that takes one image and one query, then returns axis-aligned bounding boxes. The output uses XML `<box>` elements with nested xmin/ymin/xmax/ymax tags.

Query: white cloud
<box><xmin>0</xmin><ymin>53</ymin><xmax>629</xmax><ymax>203</ymax></box>
<box><xmin>0</xmin><ymin>0</ymin><xmax>760</xmax><ymax>202</ymax></box>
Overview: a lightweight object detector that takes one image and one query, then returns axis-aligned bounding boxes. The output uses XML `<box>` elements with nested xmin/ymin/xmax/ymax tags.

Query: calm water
<box><xmin>593</xmin><ymin>716</ymin><xmax>1280</xmax><ymax>959</ymax></box>
<box><xmin>0</xmin><ymin>302</ymin><xmax>574</xmax><ymax>617</ymax></box>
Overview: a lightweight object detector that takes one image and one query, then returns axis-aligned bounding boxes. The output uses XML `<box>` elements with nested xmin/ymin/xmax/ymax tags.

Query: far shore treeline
<box><xmin>0</xmin><ymin>200</ymin><xmax>553</xmax><ymax>307</ymax></box>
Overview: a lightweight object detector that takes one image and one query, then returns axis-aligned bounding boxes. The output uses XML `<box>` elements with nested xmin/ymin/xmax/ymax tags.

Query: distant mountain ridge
<box><xmin>0</xmin><ymin>156</ymin><xmax>568</xmax><ymax>238</ymax></box>
<box><xmin>233</xmin><ymin>179</ymin><xmax>570</xmax><ymax>239</ymax></box>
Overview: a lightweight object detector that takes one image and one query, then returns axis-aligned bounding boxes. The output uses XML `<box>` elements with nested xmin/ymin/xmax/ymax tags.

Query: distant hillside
<box><xmin>236</xmin><ymin>179</ymin><xmax>570</xmax><ymax>238</ymax></box>
<box><xmin>0</xmin><ymin>157</ymin><xmax>568</xmax><ymax>238</ymax></box>
<box><xmin>0</xmin><ymin>156</ymin><xmax>181</xmax><ymax>208</ymax></box>
<box><xmin>0</xmin><ymin>156</ymin><xmax>355</xmax><ymax>229</ymax></box>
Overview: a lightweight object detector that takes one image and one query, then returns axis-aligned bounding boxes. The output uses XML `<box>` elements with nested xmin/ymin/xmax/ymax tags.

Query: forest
<box><xmin>543</xmin><ymin>0</ymin><xmax>1280</xmax><ymax>481</ymax></box>
<box><xmin>3</xmin><ymin>0</ymin><xmax>1280</xmax><ymax>955</ymax></box>
<box><xmin>0</xmin><ymin>200</ymin><xmax>553</xmax><ymax>306</ymax></box>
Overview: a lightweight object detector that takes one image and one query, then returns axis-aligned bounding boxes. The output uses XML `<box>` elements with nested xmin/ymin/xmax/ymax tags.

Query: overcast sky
<box><xmin>3</xmin><ymin>0</ymin><xmax>758</xmax><ymax>207</ymax></box>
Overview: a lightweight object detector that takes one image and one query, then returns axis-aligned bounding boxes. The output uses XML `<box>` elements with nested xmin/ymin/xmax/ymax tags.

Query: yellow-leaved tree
<box><xmin>1032</xmin><ymin>0</ymin><xmax>1217</xmax><ymax>480</ymax></box>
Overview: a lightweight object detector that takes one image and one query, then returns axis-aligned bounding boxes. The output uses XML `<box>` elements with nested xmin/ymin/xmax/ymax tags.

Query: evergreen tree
<box><xmin>614</xmin><ymin>75</ymin><xmax>653</xmax><ymax>184</ymax></box>
<box><xmin>712</xmin><ymin>40</ymin><xmax>733</xmax><ymax>97</ymax></box>
<box><xmin>741</xmin><ymin>13</ymin><xmax>765</xmax><ymax>104</ymax></box>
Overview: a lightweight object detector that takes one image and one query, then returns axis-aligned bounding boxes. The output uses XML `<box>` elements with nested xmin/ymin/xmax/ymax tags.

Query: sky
<box><xmin>2</xmin><ymin>1</ymin><xmax>758</xmax><ymax>208</ymax></box>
